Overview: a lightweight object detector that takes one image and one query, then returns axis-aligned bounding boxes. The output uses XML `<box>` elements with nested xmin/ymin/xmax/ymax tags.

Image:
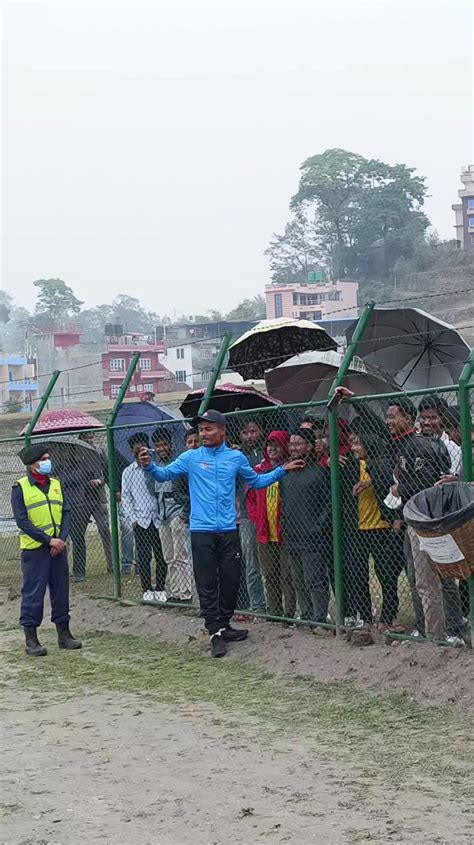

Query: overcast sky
<box><xmin>2</xmin><ymin>0</ymin><xmax>472</xmax><ymax>318</ymax></box>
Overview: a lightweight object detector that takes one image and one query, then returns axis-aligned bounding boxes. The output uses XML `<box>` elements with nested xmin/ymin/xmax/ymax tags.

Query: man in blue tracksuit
<box><xmin>138</xmin><ymin>409</ymin><xmax>304</xmax><ymax>657</ymax></box>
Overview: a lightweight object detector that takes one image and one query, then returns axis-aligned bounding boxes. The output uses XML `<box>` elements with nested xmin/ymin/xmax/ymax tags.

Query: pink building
<box><xmin>265</xmin><ymin>280</ymin><xmax>359</xmax><ymax>322</ymax></box>
<box><xmin>102</xmin><ymin>332</ymin><xmax>176</xmax><ymax>399</ymax></box>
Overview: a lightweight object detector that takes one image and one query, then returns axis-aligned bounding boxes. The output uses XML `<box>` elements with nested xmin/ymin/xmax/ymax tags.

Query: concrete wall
<box><xmin>35</xmin><ymin>335</ymin><xmax>104</xmax><ymax>409</ymax></box>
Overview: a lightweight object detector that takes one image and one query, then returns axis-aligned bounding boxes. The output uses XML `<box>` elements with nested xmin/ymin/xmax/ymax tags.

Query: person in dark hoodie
<box><xmin>279</xmin><ymin>430</ymin><xmax>332</xmax><ymax>631</ymax></box>
<box><xmin>249</xmin><ymin>431</ymin><xmax>296</xmax><ymax>618</ymax></box>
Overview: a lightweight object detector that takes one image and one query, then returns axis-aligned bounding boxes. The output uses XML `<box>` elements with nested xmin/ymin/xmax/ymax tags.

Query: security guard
<box><xmin>12</xmin><ymin>443</ymin><xmax>81</xmax><ymax>657</ymax></box>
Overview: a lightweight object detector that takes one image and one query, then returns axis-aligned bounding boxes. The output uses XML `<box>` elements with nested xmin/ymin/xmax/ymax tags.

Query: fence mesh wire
<box><xmin>0</xmin><ymin>385</ymin><xmax>472</xmax><ymax>644</ymax></box>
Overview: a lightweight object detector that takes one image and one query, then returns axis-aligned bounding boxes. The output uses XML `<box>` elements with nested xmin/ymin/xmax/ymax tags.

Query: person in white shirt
<box><xmin>121</xmin><ymin>434</ymin><xmax>167</xmax><ymax>603</ymax></box>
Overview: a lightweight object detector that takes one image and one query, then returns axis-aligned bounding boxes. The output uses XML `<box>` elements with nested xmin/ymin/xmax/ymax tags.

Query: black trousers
<box><xmin>191</xmin><ymin>530</ymin><xmax>241</xmax><ymax>635</ymax></box>
<box><xmin>133</xmin><ymin>523</ymin><xmax>167</xmax><ymax>593</ymax></box>
<box><xmin>351</xmin><ymin>529</ymin><xmax>405</xmax><ymax>624</ymax></box>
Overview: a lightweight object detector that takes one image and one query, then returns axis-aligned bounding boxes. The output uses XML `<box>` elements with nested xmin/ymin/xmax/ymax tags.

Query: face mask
<box><xmin>37</xmin><ymin>459</ymin><xmax>52</xmax><ymax>476</ymax></box>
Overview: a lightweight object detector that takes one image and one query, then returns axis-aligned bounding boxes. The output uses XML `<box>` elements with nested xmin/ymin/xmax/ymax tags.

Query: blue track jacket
<box><xmin>144</xmin><ymin>443</ymin><xmax>287</xmax><ymax>533</ymax></box>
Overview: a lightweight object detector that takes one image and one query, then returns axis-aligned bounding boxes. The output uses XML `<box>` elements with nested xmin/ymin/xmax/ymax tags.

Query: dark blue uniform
<box><xmin>12</xmin><ymin>479</ymin><xmax>72</xmax><ymax>628</ymax></box>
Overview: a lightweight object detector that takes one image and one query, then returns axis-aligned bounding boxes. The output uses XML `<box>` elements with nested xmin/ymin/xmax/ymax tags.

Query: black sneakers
<box><xmin>210</xmin><ymin>632</ymin><xmax>227</xmax><ymax>658</ymax></box>
<box><xmin>222</xmin><ymin>626</ymin><xmax>249</xmax><ymax>642</ymax></box>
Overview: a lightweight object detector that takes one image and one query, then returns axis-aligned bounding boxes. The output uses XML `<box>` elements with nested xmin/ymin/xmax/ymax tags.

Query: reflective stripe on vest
<box><xmin>17</xmin><ymin>476</ymin><xmax>64</xmax><ymax>550</ymax></box>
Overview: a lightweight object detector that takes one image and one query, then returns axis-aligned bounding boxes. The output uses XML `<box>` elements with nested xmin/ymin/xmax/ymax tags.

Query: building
<box><xmin>452</xmin><ymin>165</ymin><xmax>474</xmax><ymax>249</ymax></box>
<box><xmin>160</xmin><ymin>318</ymin><xmax>256</xmax><ymax>346</ymax></box>
<box><xmin>160</xmin><ymin>337</ymin><xmax>222</xmax><ymax>390</ymax></box>
<box><xmin>35</xmin><ymin>328</ymin><xmax>103</xmax><ymax>409</ymax></box>
<box><xmin>265</xmin><ymin>279</ymin><xmax>359</xmax><ymax>322</ymax></box>
<box><xmin>102</xmin><ymin>329</ymin><xmax>176</xmax><ymax>399</ymax></box>
<box><xmin>0</xmin><ymin>354</ymin><xmax>39</xmax><ymax>413</ymax></box>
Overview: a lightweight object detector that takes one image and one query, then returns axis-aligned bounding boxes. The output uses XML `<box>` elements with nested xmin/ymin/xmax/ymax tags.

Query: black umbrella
<box><xmin>229</xmin><ymin>317</ymin><xmax>337</xmax><ymax>381</ymax></box>
<box><xmin>179</xmin><ymin>382</ymin><xmax>279</xmax><ymax>418</ymax></box>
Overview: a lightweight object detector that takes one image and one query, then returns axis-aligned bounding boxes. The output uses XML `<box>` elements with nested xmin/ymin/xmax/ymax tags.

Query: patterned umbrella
<box><xmin>228</xmin><ymin>317</ymin><xmax>337</xmax><ymax>381</ymax></box>
<box><xmin>179</xmin><ymin>383</ymin><xmax>279</xmax><ymax>418</ymax></box>
<box><xmin>20</xmin><ymin>408</ymin><xmax>104</xmax><ymax>435</ymax></box>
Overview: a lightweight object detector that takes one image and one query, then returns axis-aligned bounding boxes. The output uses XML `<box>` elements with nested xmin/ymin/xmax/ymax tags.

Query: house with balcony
<box><xmin>102</xmin><ymin>329</ymin><xmax>176</xmax><ymax>399</ymax></box>
<box><xmin>265</xmin><ymin>278</ymin><xmax>358</xmax><ymax>322</ymax></box>
<box><xmin>0</xmin><ymin>354</ymin><xmax>39</xmax><ymax>413</ymax></box>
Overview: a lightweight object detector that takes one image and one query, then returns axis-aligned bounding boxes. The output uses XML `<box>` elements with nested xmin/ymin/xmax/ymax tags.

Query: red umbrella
<box><xmin>179</xmin><ymin>382</ymin><xmax>280</xmax><ymax>418</ymax></box>
<box><xmin>20</xmin><ymin>408</ymin><xmax>104</xmax><ymax>435</ymax></box>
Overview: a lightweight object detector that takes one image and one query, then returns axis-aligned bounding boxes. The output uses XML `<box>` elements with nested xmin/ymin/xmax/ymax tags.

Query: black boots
<box><xmin>24</xmin><ymin>627</ymin><xmax>47</xmax><ymax>657</ymax></box>
<box><xmin>56</xmin><ymin>623</ymin><xmax>82</xmax><ymax>650</ymax></box>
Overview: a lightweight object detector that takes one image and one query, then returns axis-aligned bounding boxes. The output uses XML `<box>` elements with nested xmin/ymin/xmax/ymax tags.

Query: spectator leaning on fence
<box><xmin>279</xmin><ymin>430</ymin><xmax>332</xmax><ymax>634</ymax></box>
<box><xmin>385</xmin><ymin>396</ymin><xmax>465</xmax><ymax>642</ymax></box>
<box><xmin>121</xmin><ymin>433</ymin><xmax>167</xmax><ymax>604</ymax></box>
<box><xmin>11</xmin><ymin>443</ymin><xmax>81</xmax><ymax>657</ymax></box>
<box><xmin>249</xmin><ymin>431</ymin><xmax>296</xmax><ymax>619</ymax></box>
<box><xmin>146</xmin><ymin>428</ymin><xmax>194</xmax><ymax>603</ymax></box>
<box><xmin>237</xmin><ymin>419</ymin><xmax>267</xmax><ymax>615</ymax></box>
<box><xmin>137</xmin><ymin>409</ymin><xmax>305</xmax><ymax>658</ymax></box>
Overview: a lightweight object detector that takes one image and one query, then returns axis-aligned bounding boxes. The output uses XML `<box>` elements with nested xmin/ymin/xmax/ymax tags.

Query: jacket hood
<box><xmin>262</xmin><ymin>430</ymin><xmax>290</xmax><ymax>465</ymax></box>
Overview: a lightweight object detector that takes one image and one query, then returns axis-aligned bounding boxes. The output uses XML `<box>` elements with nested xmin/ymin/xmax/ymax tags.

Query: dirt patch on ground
<box><xmin>66</xmin><ymin>593</ymin><xmax>474</xmax><ymax>711</ymax></box>
<box><xmin>1</xmin><ymin>589</ymin><xmax>473</xmax><ymax>844</ymax></box>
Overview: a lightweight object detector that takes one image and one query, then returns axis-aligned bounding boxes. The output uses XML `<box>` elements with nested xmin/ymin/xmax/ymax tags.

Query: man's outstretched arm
<box><xmin>138</xmin><ymin>447</ymin><xmax>191</xmax><ymax>481</ymax></box>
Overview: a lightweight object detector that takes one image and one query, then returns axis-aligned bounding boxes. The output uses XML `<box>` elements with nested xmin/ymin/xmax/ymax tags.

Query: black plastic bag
<box><xmin>403</xmin><ymin>482</ymin><xmax>474</xmax><ymax>533</ymax></box>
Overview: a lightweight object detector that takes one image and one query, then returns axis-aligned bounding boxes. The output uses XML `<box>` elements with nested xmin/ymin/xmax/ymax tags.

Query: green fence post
<box><xmin>197</xmin><ymin>332</ymin><xmax>233</xmax><ymax>415</ymax></box>
<box><xmin>458</xmin><ymin>349</ymin><xmax>474</xmax><ymax>642</ymax></box>
<box><xmin>106</xmin><ymin>352</ymin><xmax>141</xmax><ymax>600</ymax></box>
<box><xmin>24</xmin><ymin>370</ymin><xmax>61</xmax><ymax>446</ymax></box>
<box><xmin>326</xmin><ymin>303</ymin><xmax>375</xmax><ymax>635</ymax></box>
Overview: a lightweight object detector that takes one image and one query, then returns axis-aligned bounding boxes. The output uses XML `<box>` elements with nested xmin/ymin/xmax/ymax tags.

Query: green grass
<box><xmin>2</xmin><ymin>627</ymin><xmax>472</xmax><ymax>796</ymax></box>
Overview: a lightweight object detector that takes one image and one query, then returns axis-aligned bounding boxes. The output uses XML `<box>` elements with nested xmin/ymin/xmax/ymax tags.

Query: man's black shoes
<box><xmin>210</xmin><ymin>632</ymin><xmax>227</xmax><ymax>658</ymax></box>
<box><xmin>222</xmin><ymin>626</ymin><xmax>248</xmax><ymax>642</ymax></box>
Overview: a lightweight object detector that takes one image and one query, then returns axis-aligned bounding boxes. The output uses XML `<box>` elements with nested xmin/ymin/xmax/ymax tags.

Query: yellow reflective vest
<box><xmin>17</xmin><ymin>476</ymin><xmax>64</xmax><ymax>550</ymax></box>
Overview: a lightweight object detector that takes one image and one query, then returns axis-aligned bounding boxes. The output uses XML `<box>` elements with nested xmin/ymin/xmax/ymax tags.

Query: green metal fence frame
<box><xmin>3</xmin><ymin>339</ymin><xmax>472</xmax><ymax>647</ymax></box>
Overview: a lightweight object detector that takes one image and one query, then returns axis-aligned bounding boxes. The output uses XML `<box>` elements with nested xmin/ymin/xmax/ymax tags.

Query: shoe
<box><xmin>446</xmin><ymin>635</ymin><xmax>465</xmax><ymax>647</ymax></box>
<box><xmin>121</xmin><ymin>565</ymin><xmax>132</xmax><ymax>574</ymax></box>
<box><xmin>73</xmin><ymin>575</ymin><xmax>85</xmax><ymax>583</ymax></box>
<box><xmin>222</xmin><ymin>626</ymin><xmax>248</xmax><ymax>642</ymax></box>
<box><xmin>143</xmin><ymin>591</ymin><xmax>155</xmax><ymax>602</ymax></box>
<box><xmin>344</xmin><ymin>615</ymin><xmax>365</xmax><ymax>629</ymax></box>
<box><xmin>154</xmin><ymin>591</ymin><xmax>168</xmax><ymax>603</ymax></box>
<box><xmin>24</xmin><ymin>626</ymin><xmax>47</xmax><ymax>657</ymax></box>
<box><xmin>210</xmin><ymin>632</ymin><xmax>227</xmax><ymax>657</ymax></box>
<box><xmin>410</xmin><ymin>629</ymin><xmax>424</xmax><ymax>639</ymax></box>
<box><xmin>56</xmin><ymin>623</ymin><xmax>82</xmax><ymax>650</ymax></box>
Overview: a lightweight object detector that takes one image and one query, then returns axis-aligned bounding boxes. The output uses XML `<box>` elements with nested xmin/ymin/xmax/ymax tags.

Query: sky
<box><xmin>1</xmin><ymin>0</ymin><xmax>473</xmax><ymax>318</ymax></box>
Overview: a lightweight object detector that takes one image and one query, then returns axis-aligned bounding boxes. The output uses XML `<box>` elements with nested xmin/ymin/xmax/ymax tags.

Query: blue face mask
<box><xmin>37</xmin><ymin>459</ymin><xmax>52</xmax><ymax>476</ymax></box>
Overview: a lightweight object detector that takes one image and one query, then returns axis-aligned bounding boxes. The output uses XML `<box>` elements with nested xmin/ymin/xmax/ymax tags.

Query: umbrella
<box><xmin>19</xmin><ymin>437</ymin><xmax>104</xmax><ymax>478</ymax></box>
<box><xmin>113</xmin><ymin>400</ymin><xmax>187</xmax><ymax>465</ymax></box>
<box><xmin>179</xmin><ymin>382</ymin><xmax>280</xmax><ymax>418</ymax></box>
<box><xmin>20</xmin><ymin>408</ymin><xmax>103</xmax><ymax>436</ymax></box>
<box><xmin>228</xmin><ymin>317</ymin><xmax>337</xmax><ymax>381</ymax></box>
<box><xmin>345</xmin><ymin>308</ymin><xmax>470</xmax><ymax>390</ymax></box>
<box><xmin>265</xmin><ymin>350</ymin><xmax>397</xmax><ymax>422</ymax></box>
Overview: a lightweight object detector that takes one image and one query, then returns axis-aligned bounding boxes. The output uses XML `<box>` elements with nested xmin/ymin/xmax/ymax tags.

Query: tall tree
<box><xmin>289</xmin><ymin>148</ymin><xmax>429</xmax><ymax>280</ymax></box>
<box><xmin>265</xmin><ymin>211</ymin><xmax>327</xmax><ymax>283</ymax></box>
<box><xmin>226</xmin><ymin>295</ymin><xmax>266</xmax><ymax>321</ymax></box>
<box><xmin>34</xmin><ymin>278</ymin><xmax>83</xmax><ymax>321</ymax></box>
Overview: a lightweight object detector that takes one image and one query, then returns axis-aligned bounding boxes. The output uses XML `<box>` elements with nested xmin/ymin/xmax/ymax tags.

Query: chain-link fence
<box><xmin>0</xmin><ymin>384</ymin><xmax>472</xmax><ymax>645</ymax></box>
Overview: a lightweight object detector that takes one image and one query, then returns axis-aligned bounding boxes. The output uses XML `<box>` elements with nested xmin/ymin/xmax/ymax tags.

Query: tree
<box><xmin>0</xmin><ymin>291</ymin><xmax>12</xmax><ymax>324</ymax></box>
<box><xmin>289</xmin><ymin>148</ymin><xmax>429</xmax><ymax>280</ymax></box>
<box><xmin>264</xmin><ymin>211</ymin><xmax>327</xmax><ymax>283</ymax></box>
<box><xmin>226</xmin><ymin>295</ymin><xmax>266</xmax><ymax>321</ymax></box>
<box><xmin>34</xmin><ymin>278</ymin><xmax>83</xmax><ymax>321</ymax></box>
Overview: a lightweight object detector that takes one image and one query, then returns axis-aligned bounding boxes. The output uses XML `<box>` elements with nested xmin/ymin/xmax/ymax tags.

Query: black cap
<box><xmin>18</xmin><ymin>442</ymin><xmax>49</xmax><ymax>466</ymax></box>
<box><xmin>193</xmin><ymin>409</ymin><xmax>226</xmax><ymax>427</ymax></box>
